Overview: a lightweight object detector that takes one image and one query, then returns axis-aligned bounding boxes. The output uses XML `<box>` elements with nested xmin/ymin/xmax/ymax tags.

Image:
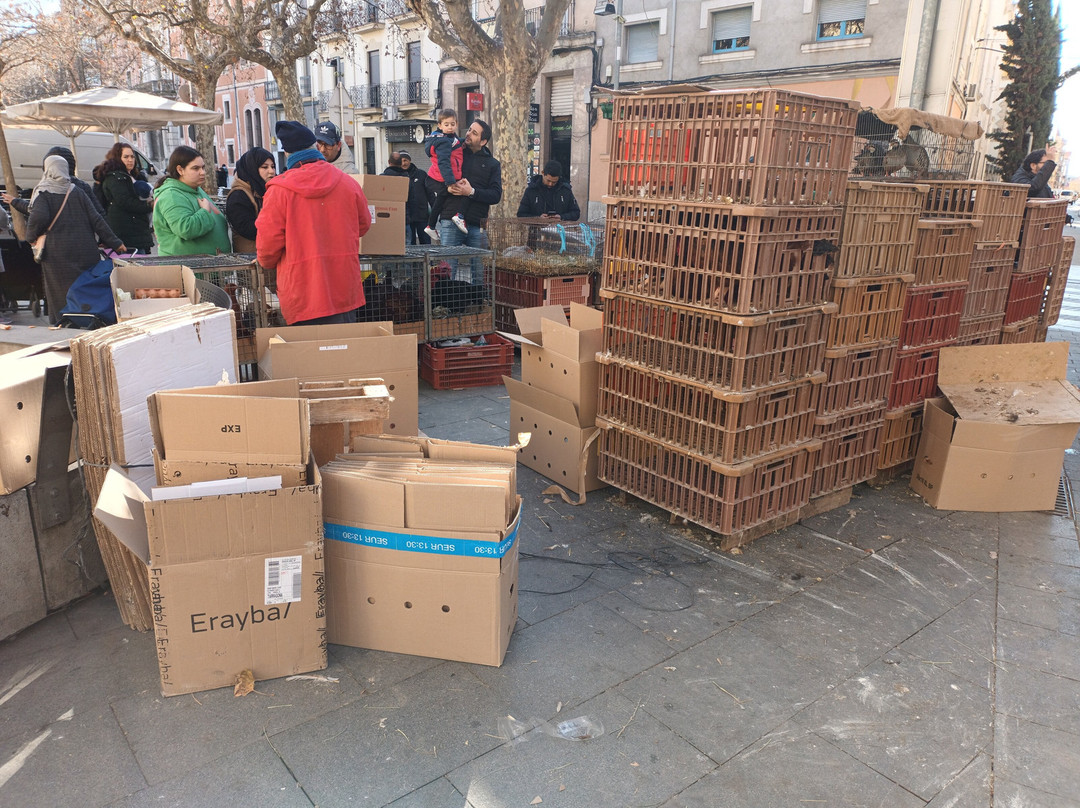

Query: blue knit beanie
<box><xmin>276</xmin><ymin>120</ymin><xmax>316</xmax><ymax>153</ymax></box>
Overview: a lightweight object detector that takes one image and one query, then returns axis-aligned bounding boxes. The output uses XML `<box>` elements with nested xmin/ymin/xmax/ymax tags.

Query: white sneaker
<box><xmin>451</xmin><ymin>213</ymin><xmax>469</xmax><ymax>234</ymax></box>
<box><xmin>424</xmin><ymin>226</ymin><xmax>441</xmax><ymax>243</ymax></box>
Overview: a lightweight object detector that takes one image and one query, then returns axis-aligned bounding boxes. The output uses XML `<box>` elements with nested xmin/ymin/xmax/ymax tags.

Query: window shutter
<box><xmin>550</xmin><ymin>75</ymin><xmax>575</xmax><ymax>116</ymax></box>
<box><xmin>818</xmin><ymin>0</ymin><xmax>867</xmax><ymax>24</ymax></box>
<box><xmin>712</xmin><ymin>8</ymin><xmax>751</xmax><ymax>43</ymax></box>
<box><xmin>626</xmin><ymin>22</ymin><xmax>659</xmax><ymax>63</ymax></box>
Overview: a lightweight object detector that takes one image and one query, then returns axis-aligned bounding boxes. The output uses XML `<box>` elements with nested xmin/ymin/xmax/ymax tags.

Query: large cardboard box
<box><xmin>149</xmin><ymin>379</ymin><xmax>310</xmax><ymax>487</ymax></box>
<box><xmin>256</xmin><ymin>322</ymin><xmax>418</xmax><ymax>436</ymax></box>
<box><xmin>910</xmin><ymin>343</ymin><xmax>1080</xmax><ymax>512</ymax></box>
<box><xmin>322</xmin><ymin>436</ymin><xmax>521</xmax><ymax>666</ymax></box>
<box><xmin>111</xmin><ymin>265</ymin><xmax>198</xmax><ymax>321</ymax></box>
<box><xmin>504</xmin><ymin>376</ymin><xmax>603</xmax><ymax>494</ymax></box>
<box><xmin>0</xmin><ymin>343</ymin><xmax>76</xmax><ymax>495</ymax></box>
<box><xmin>349</xmin><ymin>174</ymin><xmax>408</xmax><ymax>255</ymax></box>
<box><xmin>506</xmin><ymin>304</ymin><xmax>603</xmax><ymax>424</ymax></box>
<box><xmin>94</xmin><ymin>460</ymin><xmax>327</xmax><ymax>696</ymax></box>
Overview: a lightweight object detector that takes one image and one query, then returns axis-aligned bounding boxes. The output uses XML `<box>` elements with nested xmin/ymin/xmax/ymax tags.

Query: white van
<box><xmin>0</xmin><ymin>126</ymin><xmax>159</xmax><ymax>193</ymax></box>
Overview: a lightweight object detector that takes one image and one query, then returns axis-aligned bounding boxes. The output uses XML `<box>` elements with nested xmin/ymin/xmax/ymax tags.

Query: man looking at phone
<box><xmin>515</xmin><ymin>159</ymin><xmax>580</xmax><ymax>221</ymax></box>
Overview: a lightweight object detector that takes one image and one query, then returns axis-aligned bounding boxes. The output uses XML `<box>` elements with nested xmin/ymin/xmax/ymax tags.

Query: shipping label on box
<box><xmin>349</xmin><ymin>174</ymin><xmax>408</xmax><ymax>255</ymax></box>
<box><xmin>93</xmin><ymin>461</ymin><xmax>327</xmax><ymax>696</ymax></box>
<box><xmin>111</xmin><ymin>265</ymin><xmax>198</xmax><ymax>321</ymax></box>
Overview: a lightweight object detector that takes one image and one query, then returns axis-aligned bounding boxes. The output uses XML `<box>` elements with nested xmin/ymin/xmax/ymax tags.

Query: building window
<box><xmin>223</xmin><ymin>98</ymin><xmax>231</xmax><ymax>122</ymax></box>
<box><xmin>253</xmin><ymin>108</ymin><xmax>263</xmax><ymax>147</ymax></box>
<box><xmin>711</xmin><ymin>7</ymin><xmax>751</xmax><ymax>53</ymax></box>
<box><xmin>245</xmin><ymin>109</ymin><xmax>254</xmax><ymax>152</ymax></box>
<box><xmin>227</xmin><ymin>143</ymin><xmax>235</xmax><ymax>164</ymax></box>
<box><xmin>817</xmin><ymin>0</ymin><xmax>866</xmax><ymax>40</ymax></box>
<box><xmin>626</xmin><ymin>21</ymin><xmax>660</xmax><ymax>64</ymax></box>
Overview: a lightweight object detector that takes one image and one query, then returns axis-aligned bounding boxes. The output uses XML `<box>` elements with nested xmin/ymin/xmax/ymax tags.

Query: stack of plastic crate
<box><xmin>1036</xmin><ymin>236</ymin><xmax>1076</xmax><ymax>341</ymax></box>
<box><xmin>1001</xmin><ymin>199</ymin><xmax>1070</xmax><ymax>344</ymax></box>
<box><xmin>921</xmin><ymin>180</ymin><xmax>1028</xmax><ymax>346</ymax></box>
<box><xmin>595</xmin><ymin>88</ymin><xmax>858</xmax><ymax>541</ymax></box>
<box><xmin>823</xmin><ymin>182</ymin><xmax>924</xmax><ymax>488</ymax></box>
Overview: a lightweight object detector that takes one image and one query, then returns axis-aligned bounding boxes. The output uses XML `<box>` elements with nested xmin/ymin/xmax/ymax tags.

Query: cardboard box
<box><xmin>256</xmin><ymin>322</ymin><xmax>418</xmax><ymax>436</ymax></box>
<box><xmin>0</xmin><ymin>343</ymin><xmax>76</xmax><ymax>495</ymax></box>
<box><xmin>93</xmin><ymin>459</ymin><xmax>327</xmax><ymax>696</ymax></box>
<box><xmin>504</xmin><ymin>304</ymin><xmax>603</xmax><ymax>424</ymax></box>
<box><xmin>504</xmin><ymin>376</ymin><xmax>603</xmax><ymax>494</ymax></box>
<box><xmin>349</xmin><ymin>174</ymin><xmax>408</xmax><ymax>255</ymax></box>
<box><xmin>321</xmin><ymin>437</ymin><xmax>521</xmax><ymax>666</ymax></box>
<box><xmin>910</xmin><ymin>343</ymin><xmax>1080</xmax><ymax>511</ymax></box>
<box><xmin>111</xmin><ymin>265</ymin><xmax>199</xmax><ymax>322</ymax></box>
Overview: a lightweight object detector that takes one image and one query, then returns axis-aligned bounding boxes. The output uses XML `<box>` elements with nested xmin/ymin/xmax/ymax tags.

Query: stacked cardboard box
<box><xmin>321</xmin><ymin>435</ymin><xmax>521</xmax><ymax>666</ymax></box>
<box><xmin>95</xmin><ymin>379</ymin><xmax>327</xmax><ymax>695</ymax></box>
<box><xmin>596</xmin><ymin>87</ymin><xmax>860</xmax><ymax>541</ymax></box>
<box><xmin>503</xmin><ymin>304</ymin><xmax>604</xmax><ymax>498</ymax></box>
<box><xmin>70</xmin><ymin>303</ymin><xmax>238</xmax><ymax>630</ymax></box>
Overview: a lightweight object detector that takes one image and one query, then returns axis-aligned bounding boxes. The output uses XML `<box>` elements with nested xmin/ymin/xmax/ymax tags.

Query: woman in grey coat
<box><xmin>23</xmin><ymin>155</ymin><xmax>125</xmax><ymax>323</ymax></box>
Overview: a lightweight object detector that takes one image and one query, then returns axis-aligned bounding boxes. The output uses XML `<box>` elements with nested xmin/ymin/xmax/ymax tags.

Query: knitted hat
<box><xmin>276</xmin><ymin>120</ymin><xmax>317</xmax><ymax>153</ymax></box>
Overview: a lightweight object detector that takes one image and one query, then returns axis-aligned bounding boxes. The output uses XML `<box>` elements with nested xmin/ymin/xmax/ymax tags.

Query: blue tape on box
<box><xmin>324</xmin><ymin>520</ymin><xmax>518</xmax><ymax>558</ymax></box>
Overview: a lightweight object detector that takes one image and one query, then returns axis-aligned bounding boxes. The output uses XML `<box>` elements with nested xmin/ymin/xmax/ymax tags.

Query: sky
<box><xmin>1056</xmin><ymin>1</ymin><xmax>1080</xmax><ymax>179</ymax></box>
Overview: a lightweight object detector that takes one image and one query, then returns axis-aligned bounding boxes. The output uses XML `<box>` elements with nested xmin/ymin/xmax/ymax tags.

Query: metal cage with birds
<box><xmin>850</xmin><ymin>109</ymin><xmax>977</xmax><ymax>181</ymax></box>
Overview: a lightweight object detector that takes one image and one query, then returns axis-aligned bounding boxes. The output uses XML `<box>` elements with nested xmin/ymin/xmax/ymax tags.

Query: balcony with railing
<box><xmin>132</xmin><ymin>79</ymin><xmax>178</xmax><ymax>98</ymax></box>
<box><xmin>264</xmin><ymin>75</ymin><xmax>313</xmax><ymax>104</ymax></box>
<box><xmin>386</xmin><ymin>78</ymin><xmax>431</xmax><ymax>109</ymax></box>
<box><xmin>523</xmin><ymin>1</ymin><xmax>580</xmax><ymax>38</ymax></box>
<box><xmin>349</xmin><ymin>84</ymin><xmax>385</xmax><ymax>111</ymax></box>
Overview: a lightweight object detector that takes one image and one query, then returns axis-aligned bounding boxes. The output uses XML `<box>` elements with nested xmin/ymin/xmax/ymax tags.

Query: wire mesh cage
<box><xmin>486</xmin><ymin>218</ymin><xmax>605</xmax><ymax>274</ymax></box>
<box><xmin>850</xmin><ymin>111</ymin><xmax>975</xmax><ymax>181</ymax></box>
<box><xmin>405</xmin><ymin>245</ymin><xmax>496</xmax><ymax>340</ymax></box>
<box><xmin>356</xmin><ymin>254</ymin><xmax>427</xmax><ymax>340</ymax></box>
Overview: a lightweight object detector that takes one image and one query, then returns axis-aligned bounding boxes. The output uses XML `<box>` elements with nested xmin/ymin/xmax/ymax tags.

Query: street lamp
<box><xmin>595</xmin><ymin>0</ymin><xmax>623</xmax><ymax>92</ymax></box>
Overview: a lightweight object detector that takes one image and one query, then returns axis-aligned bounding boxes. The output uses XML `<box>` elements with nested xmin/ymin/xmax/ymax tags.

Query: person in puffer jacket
<box><xmin>515</xmin><ymin>160</ymin><xmax>580</xmax><ymax>221</ymax></box>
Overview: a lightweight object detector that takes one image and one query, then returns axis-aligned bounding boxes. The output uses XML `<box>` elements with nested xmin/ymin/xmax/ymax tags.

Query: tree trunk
<box><xmin>487</xmin><ymin>74</ymin><xmax>533</xmax><ymax>220</ymax></box>
<box><xmin>0</xmin><ymin>120</ymin><xmax>27</xmax><ymax>240</ymax></box>
<box><xmin>193</xmin><ymin>77</ymin><xmax>222</xmax><ymax>194</ymax></box>
<box><xmin>275</xmin><ymin>68</ymin><xmax>306</xmax><ymax>124</ymax></box>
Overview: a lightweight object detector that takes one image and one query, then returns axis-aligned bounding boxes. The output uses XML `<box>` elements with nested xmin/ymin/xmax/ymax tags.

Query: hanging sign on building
<box><xmin>466</xmin><ymin>92</ymin><xmax>484</xmax><ymax>111</ymax></box>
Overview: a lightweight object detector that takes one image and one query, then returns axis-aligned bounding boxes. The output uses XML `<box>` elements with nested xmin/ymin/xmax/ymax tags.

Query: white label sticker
<box><xmin>265</xmin><ymin>555</ymin><xmax>303</xmax><ymax>604</ymax></box>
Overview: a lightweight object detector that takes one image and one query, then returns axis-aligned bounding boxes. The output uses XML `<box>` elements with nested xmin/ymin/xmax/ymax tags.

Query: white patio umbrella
<box><xmin>2</xmin><ymin>86</ymin><xmax>222</xmax><ymax>153</ymax></box>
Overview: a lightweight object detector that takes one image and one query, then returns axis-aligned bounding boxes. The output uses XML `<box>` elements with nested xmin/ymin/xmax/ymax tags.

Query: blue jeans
<box><xmin>437</xmin><ymin>218</ymin><xmax>489</xmax><ymax>284</ymax></box>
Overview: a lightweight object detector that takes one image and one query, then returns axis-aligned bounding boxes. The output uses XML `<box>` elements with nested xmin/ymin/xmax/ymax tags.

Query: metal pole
<box><xmin>613</xmin><ymin>0</ymin><xmax>623</xmax><ymax>93</ymax></box>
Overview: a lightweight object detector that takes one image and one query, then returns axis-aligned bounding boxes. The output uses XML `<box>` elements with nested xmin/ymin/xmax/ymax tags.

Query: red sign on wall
<box><xmin>466</xmin><ymin>92</ymin><xmax>484</xmax><ymax>111</ymax></box>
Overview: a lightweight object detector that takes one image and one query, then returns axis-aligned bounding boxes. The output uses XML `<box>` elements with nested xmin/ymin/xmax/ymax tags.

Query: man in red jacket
<box><xmin>257</xmin><ymin>120</ymin><xmax>372</xmax><ymax>325</ymax></box>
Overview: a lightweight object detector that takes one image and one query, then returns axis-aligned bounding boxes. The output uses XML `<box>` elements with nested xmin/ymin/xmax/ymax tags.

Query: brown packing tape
<box><xmin>541</xmin><ymin>429</ymin><xmax>602</xmax><ymax>507</ymax></box>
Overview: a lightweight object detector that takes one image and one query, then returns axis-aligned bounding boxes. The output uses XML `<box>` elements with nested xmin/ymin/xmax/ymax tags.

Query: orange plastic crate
<box><xmin>921</xmin><ymin>180</ymin><xmax>1028</xmax><ymax>244</ymax></box>
<box><xmin>969</xmin><ymin>242</ymin><xmax>1018</xmax><ymax>270</ymax></box>
<box><xmin>999</xmin><ymin>315</ymin><xmax>1040</xmax><ymax>344</ymax></box>
<box><xmin>1040</xmin><ymin>236</ymin><xmax>1076</xmax><ymax>327</ymax></box>
<box><xmin>888</xmin><ymin>346</ymin><xmax>940</xmax><ymax>409</ymax></box>
<box><xmin>596</xmin><ymin>356</ymin><xmax>822</xmax><ymax>464</ymax></box>
<box><xmin>911</xmin><ymin>219</ymin><xmax>979</xmax><ymax>286</ymax></box>
<box><xmin>835</xmin><ymin>181</ymin><xmax>927</xmax><ymax>278</ymax></box>
<box><xmin>877</xmin><ymin>403</ymin><xmax>924</xmax><ymax>470</ymax></box>
<box><xmin>819</xmin><ymin>340</ymin><xmax>897</xmax><ymax>416</ymax></box>
<box><xmin>826</xmin><ymin>274</ymin><xmax>912</xmax><ymax>347</ymax></box>
<box><xmin>900</xmin><ymin>282</ymin><xmax>966</xmax><ymax>349</ymax></box>
<box><xmin>811</xmin><ymin>404</ymin><xmax>886</xmax><ymax>496</ymax></box>
<box><xmin>599</xmin><ymin>290</ymin><xmax>831</xmax><ymax>391</ymax></box>
<box><xmin>1018</xmin><ymin>199</ymin><xmax>1070</xmax><ymax>252</ymax></box>
<box><xmin>601</xmin><ymin>199</ymin><xmax>840</xmax><ymax>313</ymax></box>
<box><xmin>597</xmin><ymin>421</ymin><xmax>819</xmax><ymax>535</ymax></box>
<box><xmin>963</xmin><ymin>262</ymin><xmax>1011</xmax><ymax>318</ymax></box>
<box><xmin>1004</xmin><ymin>268</ymin><xmax>1051</xmax><ymax>325</ymax></box>
<box><xmin>608</xmin><ymin>88</ymin><xmax>858</xmax><ymax>205</ymax></box>
<box><xmin>956</xmin><ymin>313</ymin><xmax>1003</xmax><ymax>346</ymax></box>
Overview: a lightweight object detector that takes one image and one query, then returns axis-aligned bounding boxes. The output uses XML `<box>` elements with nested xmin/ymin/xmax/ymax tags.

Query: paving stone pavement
<box><xmin>0</xmin><ymin>300</ymin><xmax>1078</xmax><ymax>807</ymax></box>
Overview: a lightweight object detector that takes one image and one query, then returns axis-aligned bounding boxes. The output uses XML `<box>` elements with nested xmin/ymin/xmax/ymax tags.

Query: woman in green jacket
<box><xmin>152</xmin><ymin>146</ymin><xmax>231</xmax><ymax>256</ymax></box>
<box><xmin>100</xmin><ymin>141</ymin><xmax>154</xmax><ymax>254</ymax></box>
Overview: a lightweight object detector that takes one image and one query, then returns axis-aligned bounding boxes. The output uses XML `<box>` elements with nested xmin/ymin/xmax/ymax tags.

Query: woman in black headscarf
<box><xmin>225</xmin><ymin>147</ymin><xmax>276</xmax><ymax>253</ymax></box>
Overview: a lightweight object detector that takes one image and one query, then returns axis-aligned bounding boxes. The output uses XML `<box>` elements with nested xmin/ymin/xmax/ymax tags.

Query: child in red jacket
<box><xmin>423</xmin><ymin>109</ymin><xmax>468</xmax><ymax>242</ymax></box>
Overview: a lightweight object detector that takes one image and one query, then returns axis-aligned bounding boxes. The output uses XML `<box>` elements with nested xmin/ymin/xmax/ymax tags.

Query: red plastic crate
<box><xmin>999</xmin><ymin>315</ymin><xmax>1040</xmax><ymax>344</ymax></box>
<box><xmin>899</xmin><ymin>282</ymin><xmax>966</xmax><ymax>349</ymax></box>
<box><xmin>835</xmin><ymin>181</ymin><xmax>927</xmax><ymax>278</ymax></box>
<box><xmin>608</xmin><ymin>88</ymin><xmax>858</xmax><ymax>205</ymax></box>
<box><xmin>1040</xmin><ymin>236</ymin><xmax>1076</xmax><ymax>327</ymax></box>
<box><xmin>911</xmin><ymin>219</ymin><xmax>979</xmax><ymax>286</ymax></box>
<box><xmin>601</xmin><ymin>199</ymin><xmax>840</xmax><ymax>313</ymax></box>
<box><xmin>596</xmin><ymin>356</ymin><xmax>822</xmax><ymax>464</ymax></box>
<box><xmin>495</xmin><ymin>269</ymin><xmax>591</xmax><ymax>309</ymax></box>
<box><xmin>599</xmin><ymin>290</ymin><xmax>831</xmax><ymax>391</ymax></box>
<box><xmin>1004</xmin><ymin>268</ymin><xmax>1051</xmax><ymax>325</ymax></box>
<box><xmin>888</xmin><ymin>346</ymin><xmax>940</xmax><ymax>409</ymax></box>
<box><xmin>419</xmin><ymin>334</ymin><xmax>514</xmax><ymax>389</ymax></box>
<box><xmin>811</xmin><ymin>404</ymin><xmax>886</xmax><ymax>496</ymax></box>
<box><xmin>962</xmin><ymin>262</ymin><xmax>1011</xmax><ymax>318</ymax></box>
<box><xmin>956</xmin><ymin>313</ymin><xmax>1003</xmax><ymax>346</ymax></box>
<box><xmin>921</xmin><ymin>180</ymin><xmax>1028</xmax><ymax>244</ymax></box>
<box><xmin>819</xmin><ymin>340</ymin><xmax>897</xmax><ymax>416</ymax></box>
<box><xmin>597</xmin><ymin>420</ymin><xmax>819</xmax><ymax>535</ymax></box>
<box><xmin>877</xmin><ymin>403</ymin><xmax>924</xmax><ymax>470</ymax></box>
<box><xmin>826</xmin><ymin>275</ymin><xmax>912</xmax><ymax>348</ymax></box>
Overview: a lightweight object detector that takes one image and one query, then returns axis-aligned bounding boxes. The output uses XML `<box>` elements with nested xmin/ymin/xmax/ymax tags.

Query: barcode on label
<box><xmin>265</xmin><ymin>556</ymin><xmax>303</xmax><ymax>604</ymax></box>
